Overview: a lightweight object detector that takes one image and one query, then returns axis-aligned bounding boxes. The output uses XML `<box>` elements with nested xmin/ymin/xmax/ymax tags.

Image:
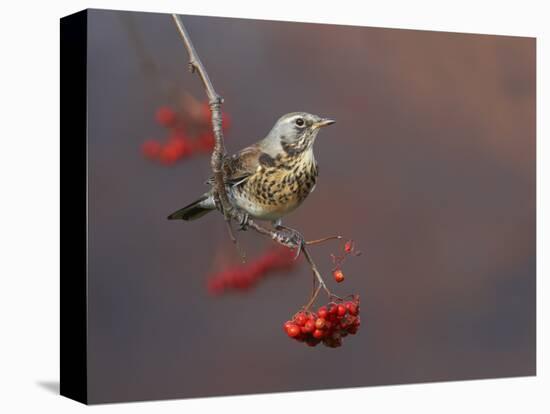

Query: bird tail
<box><xmin>167</xmin><ymin>194</ymin><xmax>215</xmax><ymax>221</ymax></box>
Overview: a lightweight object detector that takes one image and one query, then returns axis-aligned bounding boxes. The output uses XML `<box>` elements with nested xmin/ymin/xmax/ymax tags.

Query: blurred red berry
<box><xmin>344</xmin><ymin>240</ymin><xmax>353</xmax><ymax>253</ymax></box>
<box><xmin>168</xmin><ymin>135</ymin><xmax>191</xmax><ymax>158</ymax></box>
<box><xmin>207</xmin><ymin>247</ymin><xmax>299</xmax><ymax>295</ymax></box>
<box><xmin>196</xmin><ymin>132</ymin><xmax>215</xmax><ymax>153</ymax></box>
<box><xmin>155</xmin><ymin>106</ymin><xmax>177</xmax><ymax>127</ymax></box>
<box><xmin>159</xmin><ymin>145</ymin><xmax>180</xmax><ymax>165</ymax></box>
<box><xmin>143</xmin><ymin>96</ymin><xmax>233</xmax><ymax>166</ymax></box>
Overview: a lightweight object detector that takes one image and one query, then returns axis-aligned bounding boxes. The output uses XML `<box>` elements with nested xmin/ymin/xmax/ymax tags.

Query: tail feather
<box><xmin>167</xmin><ymin>194</ymin><xmax>214</xmax><ymax>221</ymax></box>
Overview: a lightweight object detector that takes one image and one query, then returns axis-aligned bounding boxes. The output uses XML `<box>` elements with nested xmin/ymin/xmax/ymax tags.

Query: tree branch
<box><xmin>171</xmin><ymin>14</ymin><xmax>231</xmax><ymax>221</ymax></box>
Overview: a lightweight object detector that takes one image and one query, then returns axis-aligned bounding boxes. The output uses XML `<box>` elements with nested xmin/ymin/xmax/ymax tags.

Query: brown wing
<box><xmin>206</xmin><ymin>144</ymin><xmax>262</xmax><ymax>186</ymax></box>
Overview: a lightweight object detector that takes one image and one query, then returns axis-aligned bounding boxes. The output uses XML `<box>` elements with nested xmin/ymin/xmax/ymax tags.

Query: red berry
<box><xmin>337</xmin><ymin>304</ymin><xmax>347</xmax><ymax>317</ymax></box>
<box><xmin>303</xmin><ymin>320</ymin><xmax>315</xmax><ymax>333</ymax></box>
<box><xmin>285</xmin><ymin>324</ymin><xmax>301</xmax><ymax>338</ymax></box>
<box><xmin>294</xmin><ymin>312</ymin><xmax>308</xmax><ymax>326</ymax></box>
<box><xmin>344</xmin><ymin>240</ymin><xmax>353</xmax><ymax>253</ymax></box>
<box><xmin>313</xmin><ymin>329</ymin><xmax>325</xmax><ymax>339</ymax></box>
<box><xmin>306</xmin><ymin>337</ymin><xmax>321</xmax><ymax>347</ymax></box>
<box><xmin>317</xmin><ymin>306</ymin><xmax>328</xmax><ymax>319</ymax></box>
<box><xmin>346</xmin><ymin>301</ymin><xmax>358</xmax><ymax>316</ymax></box>
<box><xmin>283</xmin><ymin>321</ymin><xmax>294</xmax><ymax>331</ymax></box>
<box><xmin>328</xmin><ymin>304</ymin><xmax>338</xmax><ymax>315</ymax></box>
<box><xmin>155</xmin><ymin>106</ymin><xmax>177</xmax><ymax>127</ymax></box>
<box><xmin>323</xmin><ymin>336</ymin><xmax>342</xmax><ymax>348</ymax></box>
<box><xmin>333</xmin><ymin>269</ymin><xmax>345</xmax><ymax>283</ymax></box>
<box><xmin>315</xmin><ymin>318</ymin><xmax>326</xmax><ymax>330</ymax></box>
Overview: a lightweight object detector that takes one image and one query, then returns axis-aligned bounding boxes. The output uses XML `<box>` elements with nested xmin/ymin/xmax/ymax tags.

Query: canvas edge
<box><xmin>60</xmin><ymin>8</ymin><xmax>88</xmax><ymax>405</ymax></box>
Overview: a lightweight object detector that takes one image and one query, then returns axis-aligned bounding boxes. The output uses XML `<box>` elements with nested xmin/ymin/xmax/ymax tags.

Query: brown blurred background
<box><xmin>86</xmin><ymin>9</ymin><xmax>535</xmax><ymax>403</ymax></box>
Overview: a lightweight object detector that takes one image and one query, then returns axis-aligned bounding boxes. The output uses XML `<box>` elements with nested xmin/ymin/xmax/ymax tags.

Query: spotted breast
<box><xmin>230</xmin><ymin>148</ymin><xmax>318</xmax><ymax>221</ymax></box>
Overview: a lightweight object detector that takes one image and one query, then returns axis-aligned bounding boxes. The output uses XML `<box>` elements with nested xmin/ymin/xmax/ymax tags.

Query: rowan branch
<box><xmin>171</xmin><ymin>14</ymin><xmax>231</xmax><ymax>221</ymax></box>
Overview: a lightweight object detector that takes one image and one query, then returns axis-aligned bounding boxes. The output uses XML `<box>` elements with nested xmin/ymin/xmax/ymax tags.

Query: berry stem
<box><xmin>306</xmin><ymin>235</ymin><xmax>343</xmax><ymax>246</ymax></box>
<box><xmin>304</xmin><ymin>284</ymin><xmax>322</xmax><ymax>312</ymax></box>
<box><xmin>302</xmin><ymin>245</ymin><xmax>332</xmax><ymax>298</ymax></box>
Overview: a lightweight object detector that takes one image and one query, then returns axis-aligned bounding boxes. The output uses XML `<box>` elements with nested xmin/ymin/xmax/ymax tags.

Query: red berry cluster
<box><xmin>331</xmin><ymin>239</ymin><xmax>361</xmax><ymax>283</ymax></box>
<box><xmin>207</xmin><ymin>247</ymin><xmax>298</xmax><ymax>295</ymax></box>
<box><xmin>141</xmin><ymin>101</ymin><xmax>231</xmax><ymax>166</ymax></box>
<box><xmin>283</xmin><ymin>296</ymin><xmax>361</xmax><ymax>348</ymax></box>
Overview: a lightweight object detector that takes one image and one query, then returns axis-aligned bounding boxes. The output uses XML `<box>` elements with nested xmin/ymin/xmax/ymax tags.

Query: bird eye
<box><xmin>295</xmin><ymin>118</ymin><xmax>305</xmax><ymax>127</ymax></box>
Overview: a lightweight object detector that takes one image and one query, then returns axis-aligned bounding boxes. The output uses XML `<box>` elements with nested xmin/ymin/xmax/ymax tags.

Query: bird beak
<box><xmin>313</xmin><ymin>118</ymin><xmax>336</xmax><ymax>129</ymax></box>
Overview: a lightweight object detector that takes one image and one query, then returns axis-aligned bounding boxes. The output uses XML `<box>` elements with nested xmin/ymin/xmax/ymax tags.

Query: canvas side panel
<box><xmin>60</xmin><ymin>9</ymin><xmax>88</xmax><ymax>405</ymax></box>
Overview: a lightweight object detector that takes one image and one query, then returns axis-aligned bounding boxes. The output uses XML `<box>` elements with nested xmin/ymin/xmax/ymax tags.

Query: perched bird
<box><xmin>167</xmin><ymin>112</ymin><xmax>335</xmax><ymax>229</ymax></box>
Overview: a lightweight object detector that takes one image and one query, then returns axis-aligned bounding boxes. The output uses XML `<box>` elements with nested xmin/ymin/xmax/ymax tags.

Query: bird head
<box><xmin>265</xmin><ymin>112</ymin><xmax>335</xmax><ymax>156</ymax></box>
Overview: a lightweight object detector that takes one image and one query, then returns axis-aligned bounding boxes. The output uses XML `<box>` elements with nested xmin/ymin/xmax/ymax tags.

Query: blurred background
<box><xmin>86</xmin><ymin>9</ymin><xmax>535</xmax><ymax>403</ymax></box>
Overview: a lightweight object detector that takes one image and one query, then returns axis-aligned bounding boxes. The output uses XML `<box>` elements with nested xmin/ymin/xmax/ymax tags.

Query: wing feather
<box><xmin>206</xmin><ymin>144</ymin><xmax>262</xmax><ymax>186</ymax></box>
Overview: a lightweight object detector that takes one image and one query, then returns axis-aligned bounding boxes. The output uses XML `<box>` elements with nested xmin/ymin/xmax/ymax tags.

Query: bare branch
<box><xmin>171</xmin><ymin>14</ymin><xmax>231</xmax><ymax>221</ymax></box>
<box><xmin>171</xmin><ymin>14</ymin><xmax>220</xmax><ymax>104</ymax></box>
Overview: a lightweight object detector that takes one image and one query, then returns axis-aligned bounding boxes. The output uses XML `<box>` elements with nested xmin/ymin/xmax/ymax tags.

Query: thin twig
<box><xmin>225</xmin><ymin>220</ymin><xmax>248</xmax><ymax>262</ymax></box>
<box><xmin>306</xmin><ymin>235</ymin><xmax>343</xmax><ymax>246</ymax></box>
<box><xmin>304</xmin><ymin>285</ymin><xmax>322</xmax><ymax>312</ymax></box>
<box><xmin>302</xmin><ymin>245</ymin><xmax>332</xmax><ymax>297</ymax></box>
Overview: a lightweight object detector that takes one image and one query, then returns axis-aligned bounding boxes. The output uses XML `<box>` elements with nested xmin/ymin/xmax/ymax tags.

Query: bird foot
<box><xmin>273</xmin><ymin>225</ymin><xmax>304</xmax><ymax>259</ymax></box>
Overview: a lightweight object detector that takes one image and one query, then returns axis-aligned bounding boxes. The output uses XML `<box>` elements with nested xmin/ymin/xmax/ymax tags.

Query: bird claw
<box><xmin>274</xmin><ymin>226</ymin><xmax>304</xmax><ymax>259</ymax></box>
<box><xmin>237</xmin><ymin>211</ymin><xmax>249</xmax><ymax>231</ymax></box>
<box><xmin>216</xmin><ymin>200</ymin><xmax>248</xmax><ymax>231</ymax></box>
